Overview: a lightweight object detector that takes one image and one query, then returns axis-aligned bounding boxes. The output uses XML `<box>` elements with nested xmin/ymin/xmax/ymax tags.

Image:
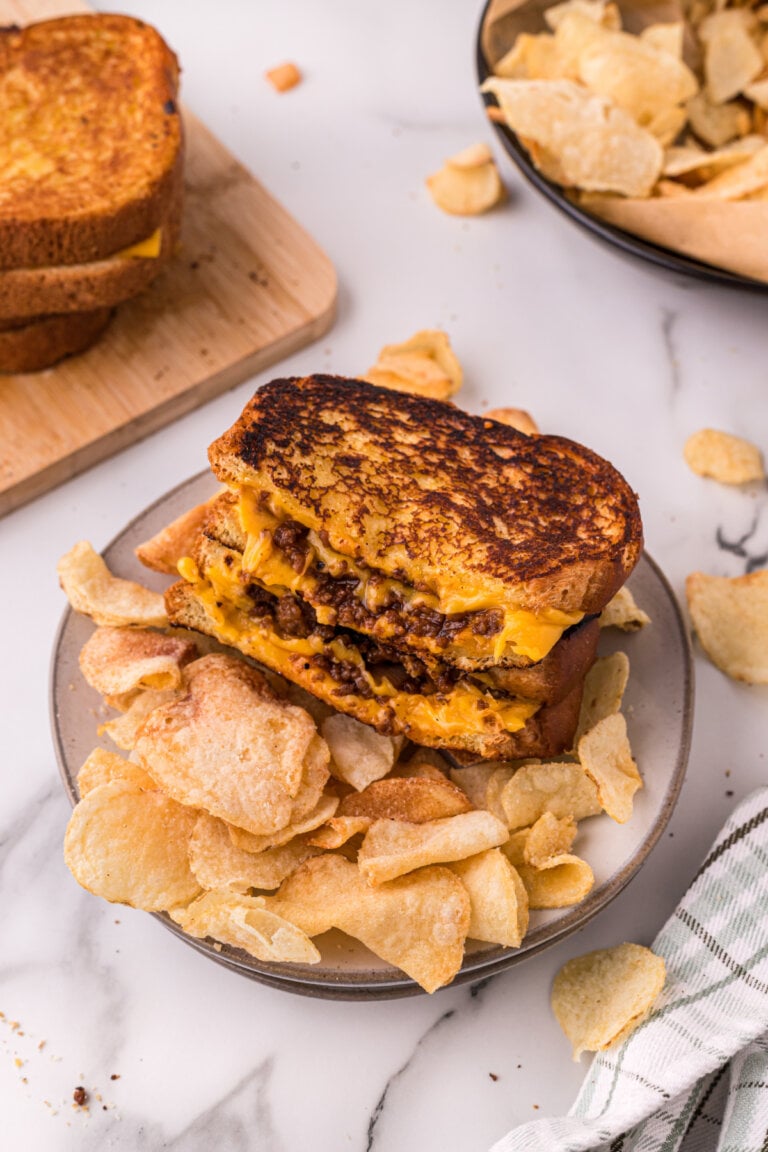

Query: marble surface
<box><xmin>2</xmin><ymin>1</ymin><xmax>767</xmax><ymax>1148</ymax></box>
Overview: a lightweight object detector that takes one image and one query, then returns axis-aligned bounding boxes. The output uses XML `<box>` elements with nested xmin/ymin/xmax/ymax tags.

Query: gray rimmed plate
<box><xmin>51</xmin><ymin>471</ymin><xmax>693</xmax><ymax>999</ymax></box>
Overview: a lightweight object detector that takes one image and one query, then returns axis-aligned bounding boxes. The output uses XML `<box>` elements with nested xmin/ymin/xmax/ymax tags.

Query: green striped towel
<box><xmin>491</xmin><ymin>787</ymin><xmax>768</xmax><ymax>1152</ymax></box>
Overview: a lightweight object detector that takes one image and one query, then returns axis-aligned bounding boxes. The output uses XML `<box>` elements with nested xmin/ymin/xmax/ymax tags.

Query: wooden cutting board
<box><xmin>0</xmin><ymin>0</ymin><xmax>337</xmax><ymax>518</ymax></box>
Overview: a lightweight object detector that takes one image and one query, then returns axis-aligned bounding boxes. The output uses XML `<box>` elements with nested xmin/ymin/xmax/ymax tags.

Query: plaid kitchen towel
<box><xmin>491</xmin><ymin>787</ymin><xmax>768</xmax><ymax>1152</ymax></box>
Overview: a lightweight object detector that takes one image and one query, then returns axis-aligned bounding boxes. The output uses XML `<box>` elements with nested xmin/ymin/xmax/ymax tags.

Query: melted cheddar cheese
<box><xmin>114</xmin><ymin>227</ymin><xmax>163</xmax><ymax>259</ymax></box>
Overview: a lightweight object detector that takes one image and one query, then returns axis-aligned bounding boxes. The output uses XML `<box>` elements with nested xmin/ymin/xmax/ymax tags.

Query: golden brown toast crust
<box><xmin>209</xmin><ymin>376</ymin><xmax>643</xmax><ymax>618</ymax></box>
<box><xmin>0</xmin><ymin>307</ymin><xmax>112</xmax><ymax>373</ymax></box>
<box><xmin>0</xmin><ymin>170</ymin><xmax>183</xmax><ymax>319</ymax></box>
<box><xmin>0</xmin><ymin>14</ymin><xmax>182</xmax><ymax>269</ymax></box>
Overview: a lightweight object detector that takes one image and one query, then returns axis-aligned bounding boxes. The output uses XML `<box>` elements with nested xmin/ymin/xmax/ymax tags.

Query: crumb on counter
<box><xmin>265</xmin><ymin>62</ymin><xmax>302</xmax><ymax>93</ymax></box>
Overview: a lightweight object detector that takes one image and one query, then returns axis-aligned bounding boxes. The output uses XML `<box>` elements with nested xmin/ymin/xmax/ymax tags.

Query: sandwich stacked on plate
<box><xmin>166</xmin><ymin>376</ymin><xmax>643</xmax><ymax>761</ymax></box>
<box><xmin>0</xmin><ymin>14</ymin><xmax>183</xmax><ymax>372</ymax></box>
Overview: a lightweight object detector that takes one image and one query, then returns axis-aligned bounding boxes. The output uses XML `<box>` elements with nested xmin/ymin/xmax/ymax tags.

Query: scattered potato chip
<box><xmin>599</xmin><ymin>586</ymin><xmax>650</xmax><ymax>631</ymax></box>
<box><xmin>523</xmin><ymin>811</ymin><xmax>578</xmax><ymax>867</ymax></box>
<box><xmin>573</xmin><ymin>651</ymin><xmax>630</xmax><ymax>746</ymax></box>
<box><xmin>686</xmin><ymin>569</ymin><xmax>768</xmax><ymax>683</ymax></box>
<box><xmin>358</xmin><ymin>810</ymin><xmax>509</xmax><ymax>885</ymax></box>
<box><xmin>267</xmin><ymin>854</ymin><xmax>470</xmax><ymax>992</ymax></box>
<box><xmin>482</xmin><ymin>77</ymin><xmax>663</xmax><ymax>197</ymax></box>
<box><xmin>100</xmin><ymin>687</ymin><xmax>180</xmax><ymax>750</ymax></box>
<box><xmin>265</xmin><ymin>62</ymin><xmax>302</xmax><ymax>93</ymax></box>
<box><xmin>322</xmin><ymin>714</ymin><xmax>398</xmax><ymax>791</ymax></box>
<box><xmin>188</xmin><ymin>812</ymin><xmax>319</xmax><ymax>892</ymax></box>
<box><xmin>227</xmin><ymin>793</ymin><xmax>339</xmax><ymax>853</ymax></box>
<box><xmin>338</xmin><ymin>775</ymin><xmax>472</xmax><ymax>823</ymax></box>
<box><xmin>451</xmin><ymin>849</ymin><xmax>529</xmax><ymax>947</ymax></box>
<box><xmin>58</xmin><ymin>541</ymin><xmax>167</xmax><ymax>628</ymax></box>
<box><xmin>64</xmin><ymin>779</ymin><xmax>201</xmax><ymax>910</ymax></box>
<box><xmin>363</xmin><ymin>328</ymin><xmax>463</xmax><ymax>402</ymax></box>
<box><xmin>699</xmin><ymin>9</ymin><xmax>763</xmax><ymax>105</ymax></box>
<box><xmin>135</xmin><ymin>492</ymin><xmax>225</xmax><ymax>574</ymax></box>
<box><xmin>79</xmin><ymin>627</ymin><xmax>197</xmax><ymax>697</ymax></box>
<box><xmin>172</xmin><ymin>890</ymin><xmax>320</xmax><ymax>964</ymax></box>
<box><xmin>135</xmin><ymin>654</ymin><xmax>329</xmax><ymax>836</ymax></box>
<box><xmin>516</xmin><ymin>853</ymin><xmax>595</xmax><ymax>909</ymax></box>
<box><xmin>76</xmin><ymin>747</ymin><xmax>156</xmax><ymax>796</ymax></box>
<box><xmin>684</xmin><ymin>428</ymin><xmax>765</xmax><ymax>484</ymax></box>
<box><xmin>426</xmin><ymin>145</ymin><xmax>505</xmax><ymax>216</ymax></box>
<box><xmin>578</xmin><ymin>713</ymin><xmax>642</xmax><ymax>823</ymax></box>
<box><xmin>484</xmin><ymin>406</ymin><xmax>540</xmax><ymax>434</ymax></box>
<box><xmin>499</xmin><ymin>761</ymin><xmax>601</xmax><ymax>830</ymax></box>
<box><xmin>552</xmin><ymin>942</ymin><xmax>666</xmax><ymax>1059</ymax></box>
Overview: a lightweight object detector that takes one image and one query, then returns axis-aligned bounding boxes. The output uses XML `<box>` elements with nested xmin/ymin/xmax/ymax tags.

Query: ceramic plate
<box><xmin>51</xmin><ymin>471</ymin><xmax>693</xmax><ymax>999</ymax></box>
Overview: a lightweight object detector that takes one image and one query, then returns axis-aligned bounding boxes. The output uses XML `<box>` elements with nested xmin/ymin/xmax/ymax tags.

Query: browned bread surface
<box><xmin>209</xmin><ymin>376</ymin><xmax>643</xmax><ymax>617</ymax></box>
<box><xmin>165</xmin><ymin>580</ymin><xmax>585</xmax><ymax>761</ymax></box>
<box><xmin>0</xmin><ymin>307</ymin><xmax>113</xmax><ymax>373</ymax></box>
<box><xmin>0</xmin><ymin>172</ymin><xmax>183</xmax><ymax>319</ymax></box>
<box><xmin>0</xmin><ymin>14</ymin><xmax>182</xmax><ymax>269</ymax></box>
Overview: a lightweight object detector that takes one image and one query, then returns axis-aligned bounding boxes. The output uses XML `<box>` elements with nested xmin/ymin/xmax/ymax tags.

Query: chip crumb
<box><xmin>14</xmin><ymin>1057</ymin><xmax>23</xmax><ymax>1068</ymax></box>
<box><xmin>110</xmin><ymin>1073</ymin><xmax>120</xmax><ymax>1080</ymax></box>
<box><xmin>684</xmin><ymin>429</ymin><xmax>765</xmax><ymax>485</ymax></box>
<box><xmin>489</xmin><ymin>1071</ymin><xmax>499</xmax><ymax>1081</ymax></box>
<box><xmin>265</xmin><ymin>62</ymin><xmax>302</xmax><ymax>93</ymax></box>
<box><xmin>73</xmin><ymin>1086</ymin><xmax>88</xmax><ymax>1106</ymax></box>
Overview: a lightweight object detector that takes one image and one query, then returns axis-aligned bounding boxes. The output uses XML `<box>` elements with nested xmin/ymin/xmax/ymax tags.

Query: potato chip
<box><xmin>663</xmin><ymin>135</ymin><xmax>764</xmax><ymax>178</ymax></box>
<box><xmin>573</xmin><ymin>651</ymin><xmax>630</xmax><ymax>746</ymax></box>
<box><xmin>687</xmin><ymin>92</ymin><xmax>751</xmax><ymax>148</ymax></box>
<box><xmin>135</xmin><ymin>492</ymin><xmax>225</xmax><ymax>574</ymax></box>
<box><xmin>364</xmin><ymin>327</ymin><xmax>464</xmax><ymax>404</ymax></box>
<box><xmin>188</xmin><ymin>812</ymin><xmax>319</xmax><ymax>892</ymax></box>
<box><xmin>484</xmin><ymin>406</ymin><xmax>540</xmax><ymax>434</ymax></box>
<box><xmin>322</xmin><ymin>714</ymin><xmax>398</xmax><ymax>791</ymax></box>
<box><xmin>693</xmin><ymin>143</ymin><xmax>768</xmax><ymax>198</ymax></box>
<box><xmin>577</xmin><ymin>29</ymin><xmax>698</xmax><ymax>126</ymax></box>
<box><xmin>552</xmin><ymin>943</ymin><xmax>666</xmax><ymax>1059</ymax></box>
<box><xmin>64</xmin><ymin>779</ymin><xmax>201</xmax><ymax>910</ymax></box>
<box><xmin>267</xmin><ymin>854</ymin><xmax>470</xmax><ymax>992</ymax></box>
<box><xmin>640</xmin><ymin>22</ymin><xmax>684</xmax><ymax>60</ymax></box>
<box><xmin>58</xmin><ymin>541</ymin><xmax>167</xmax><ymax>628</ymax></box>
<box><xmin>499</xmin><ymin>761</ymin><xmax>601</xmax><ymax>830</ymax></box>
<box><xmin>684</xmin><ymin>428</ymin><xmax>765</xmax><ymax>483</ymax></box>
<box><xmin>79</xmin><ymin>626</ymin><xmax>197</xmax><ymax>698</ymax></box>
<box><xmin>544</xmin><ymin>0</ymin><xmax>620</xmax><ymax>32</ymax></box>
<box><xmin>100</xmin><ymin>687</ymin><xmax>180</xmax><ymax>750</ymax></box>
<box><xmin>745</xmin><ymin>78</ymin><xmax>768</xmax><ymax>109</ymax></box>
<box><xmin>645</xmin><ymin>106</ymin><xmax>688</xmax><ymax>148</ymax></box>
<box><xmin>451</xmin><ymin>849</ymin><xmax>529</xmax><ymax>947</ymax></box>
<box><xmin>172</xmin><ymin>890</ymin><xmax>320</xmax><ymax>964</ymax></box>
<box><xmin>481</xmin><ymin>77</ymin><xmax>663</xmax><ymax>197</ymax></box>
<box><xmin>578</xmin><ymin>712</ymin><xmax>642</xmax><ymax>823</ymax></box>
<box><xmin>523</xmin><ymin>811</ymin><xmax>578</xmax><ymax>867</ymax></box>
<box><xmin>358</xmin><ymin>810</ymin><xmax>509</xmax><ymax>885</ymax></box>
<box><xmin>135</xmin><ymin>654</ymin><xmax>329</xmax><ymax>836</ymax></box>
<box><xmin>599</xmin><ymin>586</ymin><xmax>650</xmax><ymax>631</ymax></box>
<box><xmin>392</xmin><ymin>747</ymin><xmax>450</xmax><ymax>781</ymax></box>
<box><xmin>76</xmin><ymin>747</ymin><xmax>156</xmax><ymax>796</ymax></box>
<box><xmin>426</xmin><ymin>150</ymin><xmax>505</xmax><ymax>217</ymax></box>
<box><xmin>449</xmin><ymin>762</ymin><xmax>509</xmax><ymax>812</ymax></box>
<box><xmin>338</xmin><ymin>775</ymin><xmax>472</xmax><ymax>823</ymax></box>
<box><xmin>699</xmin><ymin>9</ymin><xmax>763</xmax><ymax>105</ymax></box>
<box><xmin>686</xmin><ymin>569</ymin><xmax>768</xmax><ymax>683</ymax></box>
<box><xmin>307</xmin><ymin>815</ymin><xmax>371</xmax><ymax>849</ymax></box>
<box><xmin>517</xmin><ymin>854</ymin><xmax>594</xmax><ymax>909</ymax></box>
<box><xmin>494</xmin><ymin>33</ymin><xmax>569</xmax><ymax>81</ymax></box>
<box><xmin>227</xmin><ymin>793</ymin><xmax>339</xmax><ymax>853</ymax></box>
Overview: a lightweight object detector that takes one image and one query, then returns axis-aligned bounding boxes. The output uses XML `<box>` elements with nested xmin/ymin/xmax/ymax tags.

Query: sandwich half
<box><xmin>166</xmin><ymin>376</ymin><xmax>643</xmax><ymax>759</ymax></box>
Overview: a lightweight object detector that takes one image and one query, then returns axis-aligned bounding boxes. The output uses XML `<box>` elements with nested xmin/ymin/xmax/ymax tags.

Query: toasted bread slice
<box><xmin>0</xmin><ymin>14</ymin><xmax>181</xmax><ymax>269</ymax></box>
<box><xmin>208</xmin><ymin>377</ymin><xmax>642</xmax><ymax>659</ymax></box>
<box><xmin>0</xmin><ymin>178</ymin><xmax>183</xmax><ymax>319</ymax></box>
<box><xmin>165</xmin><ymin>578</ymin><xmax>583</xmax><ymax>760</ymax></box>
<box><xmin>0</xmin><ymin>307</ymin><xmax>112</xmax><ymax>373</ymax></box>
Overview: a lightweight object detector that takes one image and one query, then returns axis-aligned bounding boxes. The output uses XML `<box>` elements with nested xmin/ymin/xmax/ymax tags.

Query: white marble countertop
<box><xmin>2</xmin><ymin>2</ymin><xmax>767</xmax><ymax>1148</ymax></box>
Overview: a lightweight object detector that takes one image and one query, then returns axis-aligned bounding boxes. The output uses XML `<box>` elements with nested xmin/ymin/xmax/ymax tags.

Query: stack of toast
<box><xmin>161</xmin><ymin>376</ymin><xmax>644</xmax><ymax>762</ymax></box>
<box><xmin>0</xmin><ymin>13</ymin><xmax>183</xmax><ymax>372</ymax></box>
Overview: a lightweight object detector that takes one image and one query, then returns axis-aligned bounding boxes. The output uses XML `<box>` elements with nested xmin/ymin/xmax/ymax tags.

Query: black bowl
<box><xmin>475</xmin><ymin>0</ymin><xmax>768</xmax><ymax>293</ymax></box>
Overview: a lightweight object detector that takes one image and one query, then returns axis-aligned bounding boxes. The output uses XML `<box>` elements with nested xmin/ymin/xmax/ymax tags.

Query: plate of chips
<box><xmin>52</xmin><ymin>472</ymin><xmax>693</xmax><ymax>999</ymax></box>
<box><xmin>477</xmin><ymin>0</ymin><xmax>768</xmax><ymax>289</ymax></box>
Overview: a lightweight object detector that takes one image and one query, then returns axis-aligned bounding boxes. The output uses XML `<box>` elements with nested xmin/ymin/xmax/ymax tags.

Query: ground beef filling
<box><xmin>267</xmin><ymin>519</ymin><xmax>504</xmax><ymax>646</ymax></box>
